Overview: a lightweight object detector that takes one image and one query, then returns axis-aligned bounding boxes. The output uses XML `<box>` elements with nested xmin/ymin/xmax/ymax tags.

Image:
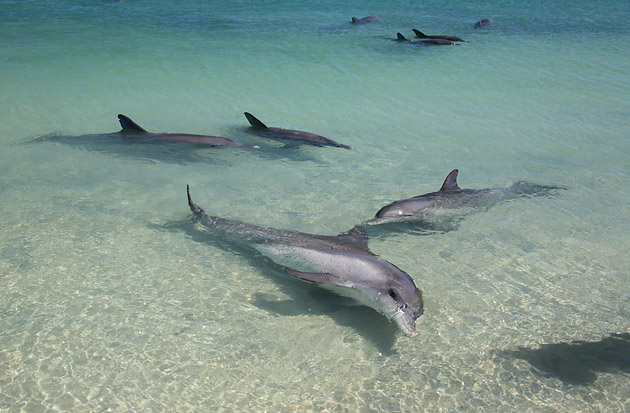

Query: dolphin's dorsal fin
<box><xmin>351</xmin><ymin>17</ymin><xmax>359</xmax><ymax>23</ymax></box>
<box><xmin>440</xmin><ymin>169</ymin><xmax>460</xmax><ymax>192</ymax></box>
<box><xmin>397</xmin><ymin>32</ymin><xmax>407</xmax><ymax>41</ymax></box>
<box><xmin>336</xmin><ymin>225</ymin><xmax>370</xmax><ymax>251</ymax></box>
<box><xmin>412</xmin><ymin>29</ymin><xmax>426</xmax><ymax>38</ymax></box>
<box><xmin>244</xmin><ymin>112</ymin><xmax>268</xmax><ymax>129</ymax></box>
<box><xmin>284</xmin><ymin>267</ymin><xmax>352</xmax><ymax>288</ymax></box>
<box><xmin>118</xmin><ymin>114</ymin><xmax>147</xmax><ymax>133</ymax></box>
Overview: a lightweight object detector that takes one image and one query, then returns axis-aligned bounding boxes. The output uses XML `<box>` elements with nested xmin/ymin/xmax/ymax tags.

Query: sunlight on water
<box><xmin>1</xmin><ymin>0</ymin><xmax>629</xmax><ymax>410</ymax></box>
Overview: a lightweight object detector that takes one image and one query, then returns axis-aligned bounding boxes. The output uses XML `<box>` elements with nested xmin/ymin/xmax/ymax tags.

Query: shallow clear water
<box><xmin>1</xmin><ymin>0</ymin><xmax>629</xmax><ymax>410</ymax></box>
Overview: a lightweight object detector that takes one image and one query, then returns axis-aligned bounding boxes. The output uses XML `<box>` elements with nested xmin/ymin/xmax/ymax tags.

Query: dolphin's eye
<box><xmin>389</xmin><ymin>289</ymin><xmax>408</xmax><ymax>309</ymax></box>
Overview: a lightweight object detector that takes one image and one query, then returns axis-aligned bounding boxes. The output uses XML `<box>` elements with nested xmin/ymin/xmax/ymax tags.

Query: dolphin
<box><xmin>412</xmin><ymin>29</ymin><xmax>465</xmax><ymax>42</ymax></box>
<box><xmin>474</xmin><ymin>18</ymin><xmax>494</xmax><ymax>28</ymax></box>
<box><xmin>395</xmin><ymin>32</ymin><xmax>456</xmax><ymax>46</ymax></box>
<box><xmin>244</xmin><ymin>112</ymin><xmax>351</xmax><ymax>149</ymax></box>
<box><xmin>351</xmin><ymin>16</ymin><xmax>379</xmax><ymax>24</ymax></box>
<box><xmin>117</xmin><ymin>114</ymin><xmax>248</xmax><ymax>147</ymax></box>
<box><xmin>186</xmin><ymin>185</ymin><xmax>424</xmax><ymax>336</ymax></box>
<box><xmin>368</xmin><ymin>169</ymin><xmax>565</xmax><ymax>225</ymax></box>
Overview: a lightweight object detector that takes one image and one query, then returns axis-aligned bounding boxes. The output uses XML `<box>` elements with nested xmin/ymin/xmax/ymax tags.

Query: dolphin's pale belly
<box><xmin>253</xmin><ymin>243</ymin><xmax>362</xmax><ymax>276</ymax></box>
<box><xmin>253</xmin><ymin>243</ymin><xmax>386</xmax><ymax>311</ymax></box>
<box><xmin>253</xmin><ymin>243</ymin><xmax>328</xmax><ymax>271</ymax></box>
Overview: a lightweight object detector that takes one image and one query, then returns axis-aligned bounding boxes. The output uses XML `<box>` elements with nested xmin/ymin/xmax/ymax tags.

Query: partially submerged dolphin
<box><xmin>118</xmin><ymin>114</ymin><xmax>247</xmax><ymax>147</ymax></box>
<box><xmin>351</xmin><ymin>16</ymin><xmax>379</xmax><ymax>24</ymax></box>
<box><xmin>412</xmin><ymin>29</ymin><xmax>465</xmax><ymax>42</ymax></box>
<box><xmin>368</xmin><ymin>169</ymin><xmax>565</xmax><ymax>225</ymax></box>
<box><xmin>187</xmin><ymin>185</ymin><xmax>424</xmax><ymax>336</ymax></box>
<box><xmin>395</xmin><ymin>33</ymin><xmax>456</xmax><ymax>46</ymax></box>
<box><xmin>474</xmin><ymin>18</ymin><xmax>494</xmax><ymax>28</ymax></box>
<box><xmin>244</xmin><ymin>112</ymin><xmax>351</xmax><ymax>149</ymax></box>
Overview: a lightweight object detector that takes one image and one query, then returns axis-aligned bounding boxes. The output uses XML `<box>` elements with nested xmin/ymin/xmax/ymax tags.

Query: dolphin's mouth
<box><xmin>366</xmin><ymin>215</ymin><xmax>414</xmax><ymax>226</ymax></box>
<box><xmin>392</xmin><ymin>308</ymin><xmax>418</xmax><ymax>337</ymax></box>
<box><xmin>366</xmin><ymin>217</ymin><xmax>388</xmax><ymax>226</ymax></box>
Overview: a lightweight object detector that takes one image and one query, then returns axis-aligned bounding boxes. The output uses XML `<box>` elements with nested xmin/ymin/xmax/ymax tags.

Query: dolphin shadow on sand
<box><xmin>500</xmin><ymin>333</ymin><xmax>630</xmax><ymax>385</ymax></box>
<box><xmin>152</xmin><ymin>218</ymin><xmax>401</xmax><ymax>354</ymax></box>
<box><xmin>249</xmin><ymin>293</ymin><xmax>400</xmax><ymax>354</ymax></box>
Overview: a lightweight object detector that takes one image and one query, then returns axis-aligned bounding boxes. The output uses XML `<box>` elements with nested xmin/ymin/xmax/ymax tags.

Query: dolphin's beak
<box><xmin>366</xmin><ymin>217</ymin><xmax>395</xmax><ymax>226</ymax></box>
<box><xmin>392</xmin><ymin>309</ymin><xmax>418</xmax><ymax>337</ymax></box>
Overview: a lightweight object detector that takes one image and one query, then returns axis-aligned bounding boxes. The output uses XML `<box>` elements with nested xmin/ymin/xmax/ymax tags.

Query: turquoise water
<box><xmin>1</xmin><ymin>0</ymin><xmax>629</xmax><ymax>410</ymax></box>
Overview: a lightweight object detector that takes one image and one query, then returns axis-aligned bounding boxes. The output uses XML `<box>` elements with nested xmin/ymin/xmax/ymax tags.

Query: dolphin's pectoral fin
<box><xmin>440</xmin><ymin>169</ymin><xmax>460</xmax><ymax>192</ymax></box>
<box><xmin>118</xmin><ymin>114</ymin><xmax>147</xmax><ymax>133</ymax></box>
<box><xmin>284</xmin><ymin>267</ymin><xmax>352</xmax><ymax>288</ymax></box>
<box><xmin>244</xmin><ymin>112</ymin><xmax>268</xmax><ymax>129</ymax></box>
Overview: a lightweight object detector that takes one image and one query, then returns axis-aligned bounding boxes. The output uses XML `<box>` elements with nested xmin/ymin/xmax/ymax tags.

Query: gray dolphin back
<box><xmin>475</xmin><ymin>18</ymin><xmax>494</xmax><ymax>28</ymax></box>
<box><xmin>412</xmin><ymin>29</ymin><xmax>465</xmax><ymax>42</ymax></box>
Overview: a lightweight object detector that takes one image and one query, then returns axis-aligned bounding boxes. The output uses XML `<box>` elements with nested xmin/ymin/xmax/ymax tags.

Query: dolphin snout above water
<box><xmin>117</xmin><ymin>114</ymin><xmax>250</xmax><ymax>147</ymax></box>
<box><xmin>244</xmin><ymin>112</ymin><xmax>351</xmax><ymax>149</ymax></box>
<box><xmin>186</xmin><ymin>185</ymin><xmax>423</xmax><ymax>336</ymax></box>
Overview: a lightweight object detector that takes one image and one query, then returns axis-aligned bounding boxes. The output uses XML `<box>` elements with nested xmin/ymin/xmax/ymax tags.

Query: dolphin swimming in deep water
<box><xmin>412</xmin><ymin>29</ymin><xmax>465</xmax><ymax>42</ymax></box>
<box><xmin>187</xmin><ymin>185</ymin><xmax>424</xmax><ymax>336</ymax></box>
<box><xmin>395</xmin><ymin>32</ymin><xmax>456</xmax><ymax>46</ymax></box>
<box><xmin>117</xmin><ymin>114</ymin><xmax>248</xmax><ymax>147</ymax></box>
<box><xmin>351</xmin><ymin>16</ymin><xmax>379</xmax><ymax>24</ymax></box>
<box><xmin>243</xmin><ymin>112</ymin><xmax>351</xmax><ymax>149</ymax></box>
<box><xmin>368</xmin><ymin>169</ymin><xmax>565</xmax><ymax>225</ymax></box>
<box><xmin>474</xmin><ymin>18</ymin><xmax>494</xmax><ymax>28</ymax></box>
